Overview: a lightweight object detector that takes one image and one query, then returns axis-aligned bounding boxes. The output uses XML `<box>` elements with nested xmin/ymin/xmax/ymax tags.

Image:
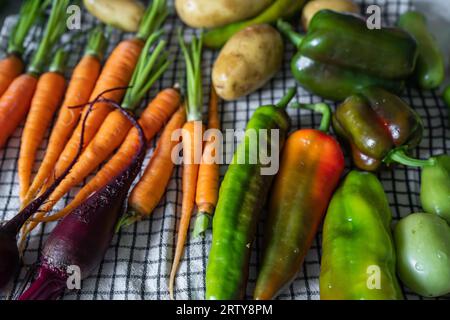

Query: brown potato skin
<box><xmin>212</xmin><ymin>24</ymin><xmax>284</xmax><ymax>101</ymax></box>
<box><xmin>175</xmin><ymin>0</ymin><xmax>273</xmax><ymax>28</ymax></box>
<box><xmin>301</xmin><ymin>0</ymin><xmax>360</xmax><ymax>30</ymax></box>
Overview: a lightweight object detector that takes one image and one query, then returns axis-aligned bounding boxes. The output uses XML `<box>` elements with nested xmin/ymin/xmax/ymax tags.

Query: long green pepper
<box><xmin>206</xmin><ymin>88</ymin><xmax>295</xmax><ymax>300</ymax></box>
<box><xmin>203</xmin><ymin>0</ymin><xmax>306</xmax><ymax>49</ymax></box>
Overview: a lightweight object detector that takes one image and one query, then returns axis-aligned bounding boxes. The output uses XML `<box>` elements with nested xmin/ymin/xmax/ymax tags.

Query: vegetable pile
<box><xmin>0</xmin><ymin>0</ymin><xmax>449</xmax><ymax>301</ymax></box>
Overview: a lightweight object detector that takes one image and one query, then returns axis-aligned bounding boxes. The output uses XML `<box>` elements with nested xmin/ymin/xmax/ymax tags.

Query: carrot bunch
<box><xmin>20</xmin><ymin>28</ymin><xmax>173</xmax><ymax>242</ymax></box>
<box><xmin>23</xmin><ymin>26</ymin><xmax>107</xmax><ymax>206</ymax></box>
<box><xmin>21</xmin><ymin>0</ymin><xmax>168</xmax><ymax>209</ymax></box>
<box><xmin>0</xmin><ymin>0</ymin><xmax>46</xmax><ymax>97</ymax></box>
<box><xmin>0</xmin><ymin>0</ymin><xmax>67</xmax><ymax>148</ymax></box>
<box><xmin>169</xmin><ymin>30</ymin><xmax>205</xmax><ymax>300</ymax></box>
<box><xmin>33</xmin><ymin>0</ymin><xmax>169</xmax><ymax>196</ymax></box>
<box><xmin>32</xmin><ymin>31</ymin><xmax>169</xmax><ymax>216</ymax></box>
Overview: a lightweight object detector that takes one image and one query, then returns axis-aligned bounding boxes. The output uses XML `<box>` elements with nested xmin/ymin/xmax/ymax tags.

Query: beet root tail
<box><xmin>18</xmin><ymin>267</ymin><xmax>67</xmax><ymax>300</ymax></box>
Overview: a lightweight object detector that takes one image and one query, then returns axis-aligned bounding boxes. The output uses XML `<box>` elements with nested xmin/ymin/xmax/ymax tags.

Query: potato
<box><xmin>301</xmin><ymin>0</ymin><xmax>360</xmax><ymax>30</ymax></box>
<box><xmin>212</xmin><ymin>24</ymin><xmax>283</xmax><ymax>101</ymax></box>
<box><xmin>175</xmin><ymin>0</ymin><xmax>273</xmax><ymax>28</ymax></box>
<box><xmin>84</xmin><ymin>0</ymin><xmax>145</xmax><ymax>32</ymax></box>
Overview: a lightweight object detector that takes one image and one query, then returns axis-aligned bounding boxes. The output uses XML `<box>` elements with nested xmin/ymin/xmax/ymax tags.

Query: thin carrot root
<box><xmin>169</xmin><ymin>120</ymin><xmax>205</xmax><ymax>300</ymax></box>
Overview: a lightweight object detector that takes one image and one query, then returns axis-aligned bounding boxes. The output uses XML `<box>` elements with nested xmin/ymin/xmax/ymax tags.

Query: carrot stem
<box><xmin>178</xmin><ymin>30</ymin><xmax>203</xmax><ymax>122</ymax></box>
<box><xmin>136</xmin><ymin>0</ymin><xmax>168</xmax><ymax>41</ymax></box>
<box><xmin>192</xmin><ymin>213</ymin><xmax>210</xmax><ymax>238</ymax></box>
<box><xmin>28</xmin><ymin>0</ymin><xmax>68</xmax><ymax>76</ymax></box>
<box><xmin>122</xmin><ymin>31</ymin><xmax>170</xmax><ymax>111</ymax></box>
<box><xmin>84</xmin><ymin>25</ymin><xmax>108</xmax><ymax>60</ymax></box>
<box><xmin>7</xmin><ymin>0</ymin><xmax>48</xmax><ymax>56</ymax></box>
<box><xmin>48</xmin><ymin>48</ymin><xmax>67</xmax><ymax>74</ymax></box>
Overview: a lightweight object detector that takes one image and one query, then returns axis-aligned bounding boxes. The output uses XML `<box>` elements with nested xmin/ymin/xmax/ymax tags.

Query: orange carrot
<box><xmin>0</xmin><ymin>74</ymin><xmax>38</xmax><ymax>148</ymax></box>
<box><xmin>169</xmin><ymin>31</ymin><xmax>204</xmax><ymax>300</ymax></box>
<box><xmin>47</xmin><ymin>0</ymin><xmax>168</xmax><ymax>186</ymax></box>
<box><xmin>192</xmin><ymin>87</ymin><xmax>220</xmax><ymax>238</ymax></box>
<box><xmin>0</xmin><ymin>0</ymin><xmax>67</xmax><ymax>149</ymax></box>
<box><xmin>0</xmin><ymin>55</ymin><xmax>24</xmax><ymax>97</ymax></box>
<box><xmin>18</xmin><ymin>50</ymin><xmax>67</xmax><ymax>201</ymax></box>
<box><xmin>121</xmin><ymin>106</ymin><xmax>186</xmax><ymax>226</ymax></box>
<box><xmin>23</xmin><ymin>28</ymin><xmax>107</xmax><ymax>205</ymax></box>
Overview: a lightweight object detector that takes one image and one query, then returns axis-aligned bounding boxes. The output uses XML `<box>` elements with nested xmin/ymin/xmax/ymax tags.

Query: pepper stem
<box><xmin>292</xmin><ymin>103</ymin><xmax>332</xmax><ymax>132</ymax></box>
<box><xmin>277</xmin><ymin>20</ymin><xmax>305</xmax><ymax>48</ymax></box>
<box><xmin>192</xmin><ymin>213</ymin><xmax>211</xmax><ymax>239</ymax></box>
<box><xmin>384</xmin><ymin>148</ymin><xmax>436</xmax><ymax>168</ymax></box>
<box><xmin>276</xmin><ymin>87</ymin><xmax>297</xmax><ymax>109</ymax></box>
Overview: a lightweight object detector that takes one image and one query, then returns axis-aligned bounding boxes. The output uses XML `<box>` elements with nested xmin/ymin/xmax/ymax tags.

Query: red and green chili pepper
<box><xmin>254</xmin><ymin>102</ymin><xmax>344</xmax><ymax>300</ymax></box>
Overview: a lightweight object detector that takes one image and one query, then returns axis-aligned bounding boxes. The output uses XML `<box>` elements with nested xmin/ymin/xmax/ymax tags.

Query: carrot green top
<box><xmin>27</xmin><ymin>0</ymin><xmax>68</xmax><ymax>76</ymax></box>
<box><xmin>122</xmin><ymin>30</ymin><xmax>170</xmax><ymax>112</ymax></box>
<box><xmin>7</xmin><ymin>0</ymin><xmax>48</xmax><ymax>56</ymax></box>
<box><xmin>84</xmin><ymin>26</ymin><xmax>108</xmax><ymax>61</ymax></box>
<box><xmin>136</xmin><ymin>0</ymin><xmax>168</xmax><ymax>41</ymax></box>
<box><xmin>178</xmin><ymin>30</ymin><xmax>204</xmax><ymax>122</ymax></box>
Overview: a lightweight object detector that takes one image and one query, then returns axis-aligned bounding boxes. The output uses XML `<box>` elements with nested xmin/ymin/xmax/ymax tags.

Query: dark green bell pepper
<box><xmin>444</xmin><ymin>85</ymin><xmax>450</xmax><ymax>111</ymax></box>
<box><xmin>205</xmin><ymin>88</ymin><xmax>294</xmax><ymax>300</ymax></box>
<box><xmin>278</xmin><ymin>10</ymin><xmax>418</xmax><ymax>101</ymax></box>
<box><xmin>320</xmin><ymin>171</ymin><xmax>403</xmax><ymax>300</ymax></box>
<box><xmin>398</xmin><ymin>11</ymin><xmax>445</xmax><ymax>89</ymax></box>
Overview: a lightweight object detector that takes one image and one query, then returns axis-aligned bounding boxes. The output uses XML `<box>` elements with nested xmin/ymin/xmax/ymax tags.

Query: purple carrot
<box><xmin>18</xmin><ymin>98</ymin><xmax>147</xmax><ymax>300</ymax></box>
<box><xmin>0</xmin><ymin>104</ymin><xmax>91</xmax><ymax>291</ymax></box>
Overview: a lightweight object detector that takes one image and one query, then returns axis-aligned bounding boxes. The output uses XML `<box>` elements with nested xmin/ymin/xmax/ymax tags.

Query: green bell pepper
<box><xmin>386</xmin><ymin>150</ymin><xmax>450</xmax><ymax>224</ymax></box>
<box><xmin>320</xmin><ymin>171</ymin><xmax>403</xmax><ymax>300</ymax></box>
<box><xmin>398</xmin><ymin>11</ymin><xmax>445</xmax><ymax>89</ymax></box>
<box><xmin>203</xmin><ymin>0</ymin><xmax>306</xmax><ymax>49</ymax></box>
<box><xmin>205</xmin><ymin>88</ymin><xmax>295</xmax><ymax>300</ymax></box>
<box><xmin>333</xmin><ymin>86</ymin><xmax>423</xmax><ymax>171</ymax></box>
<box><xmin>278</xmin><ymin>10</ymin><xmax>418</xmax><ymax>101</ymax></box>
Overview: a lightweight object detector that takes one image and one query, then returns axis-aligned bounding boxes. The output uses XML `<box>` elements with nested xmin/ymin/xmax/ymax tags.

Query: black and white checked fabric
<box><xmin>0</xmin><ymin>0</ymin><xmax>449</xmax><ymax>300</ymax></box>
